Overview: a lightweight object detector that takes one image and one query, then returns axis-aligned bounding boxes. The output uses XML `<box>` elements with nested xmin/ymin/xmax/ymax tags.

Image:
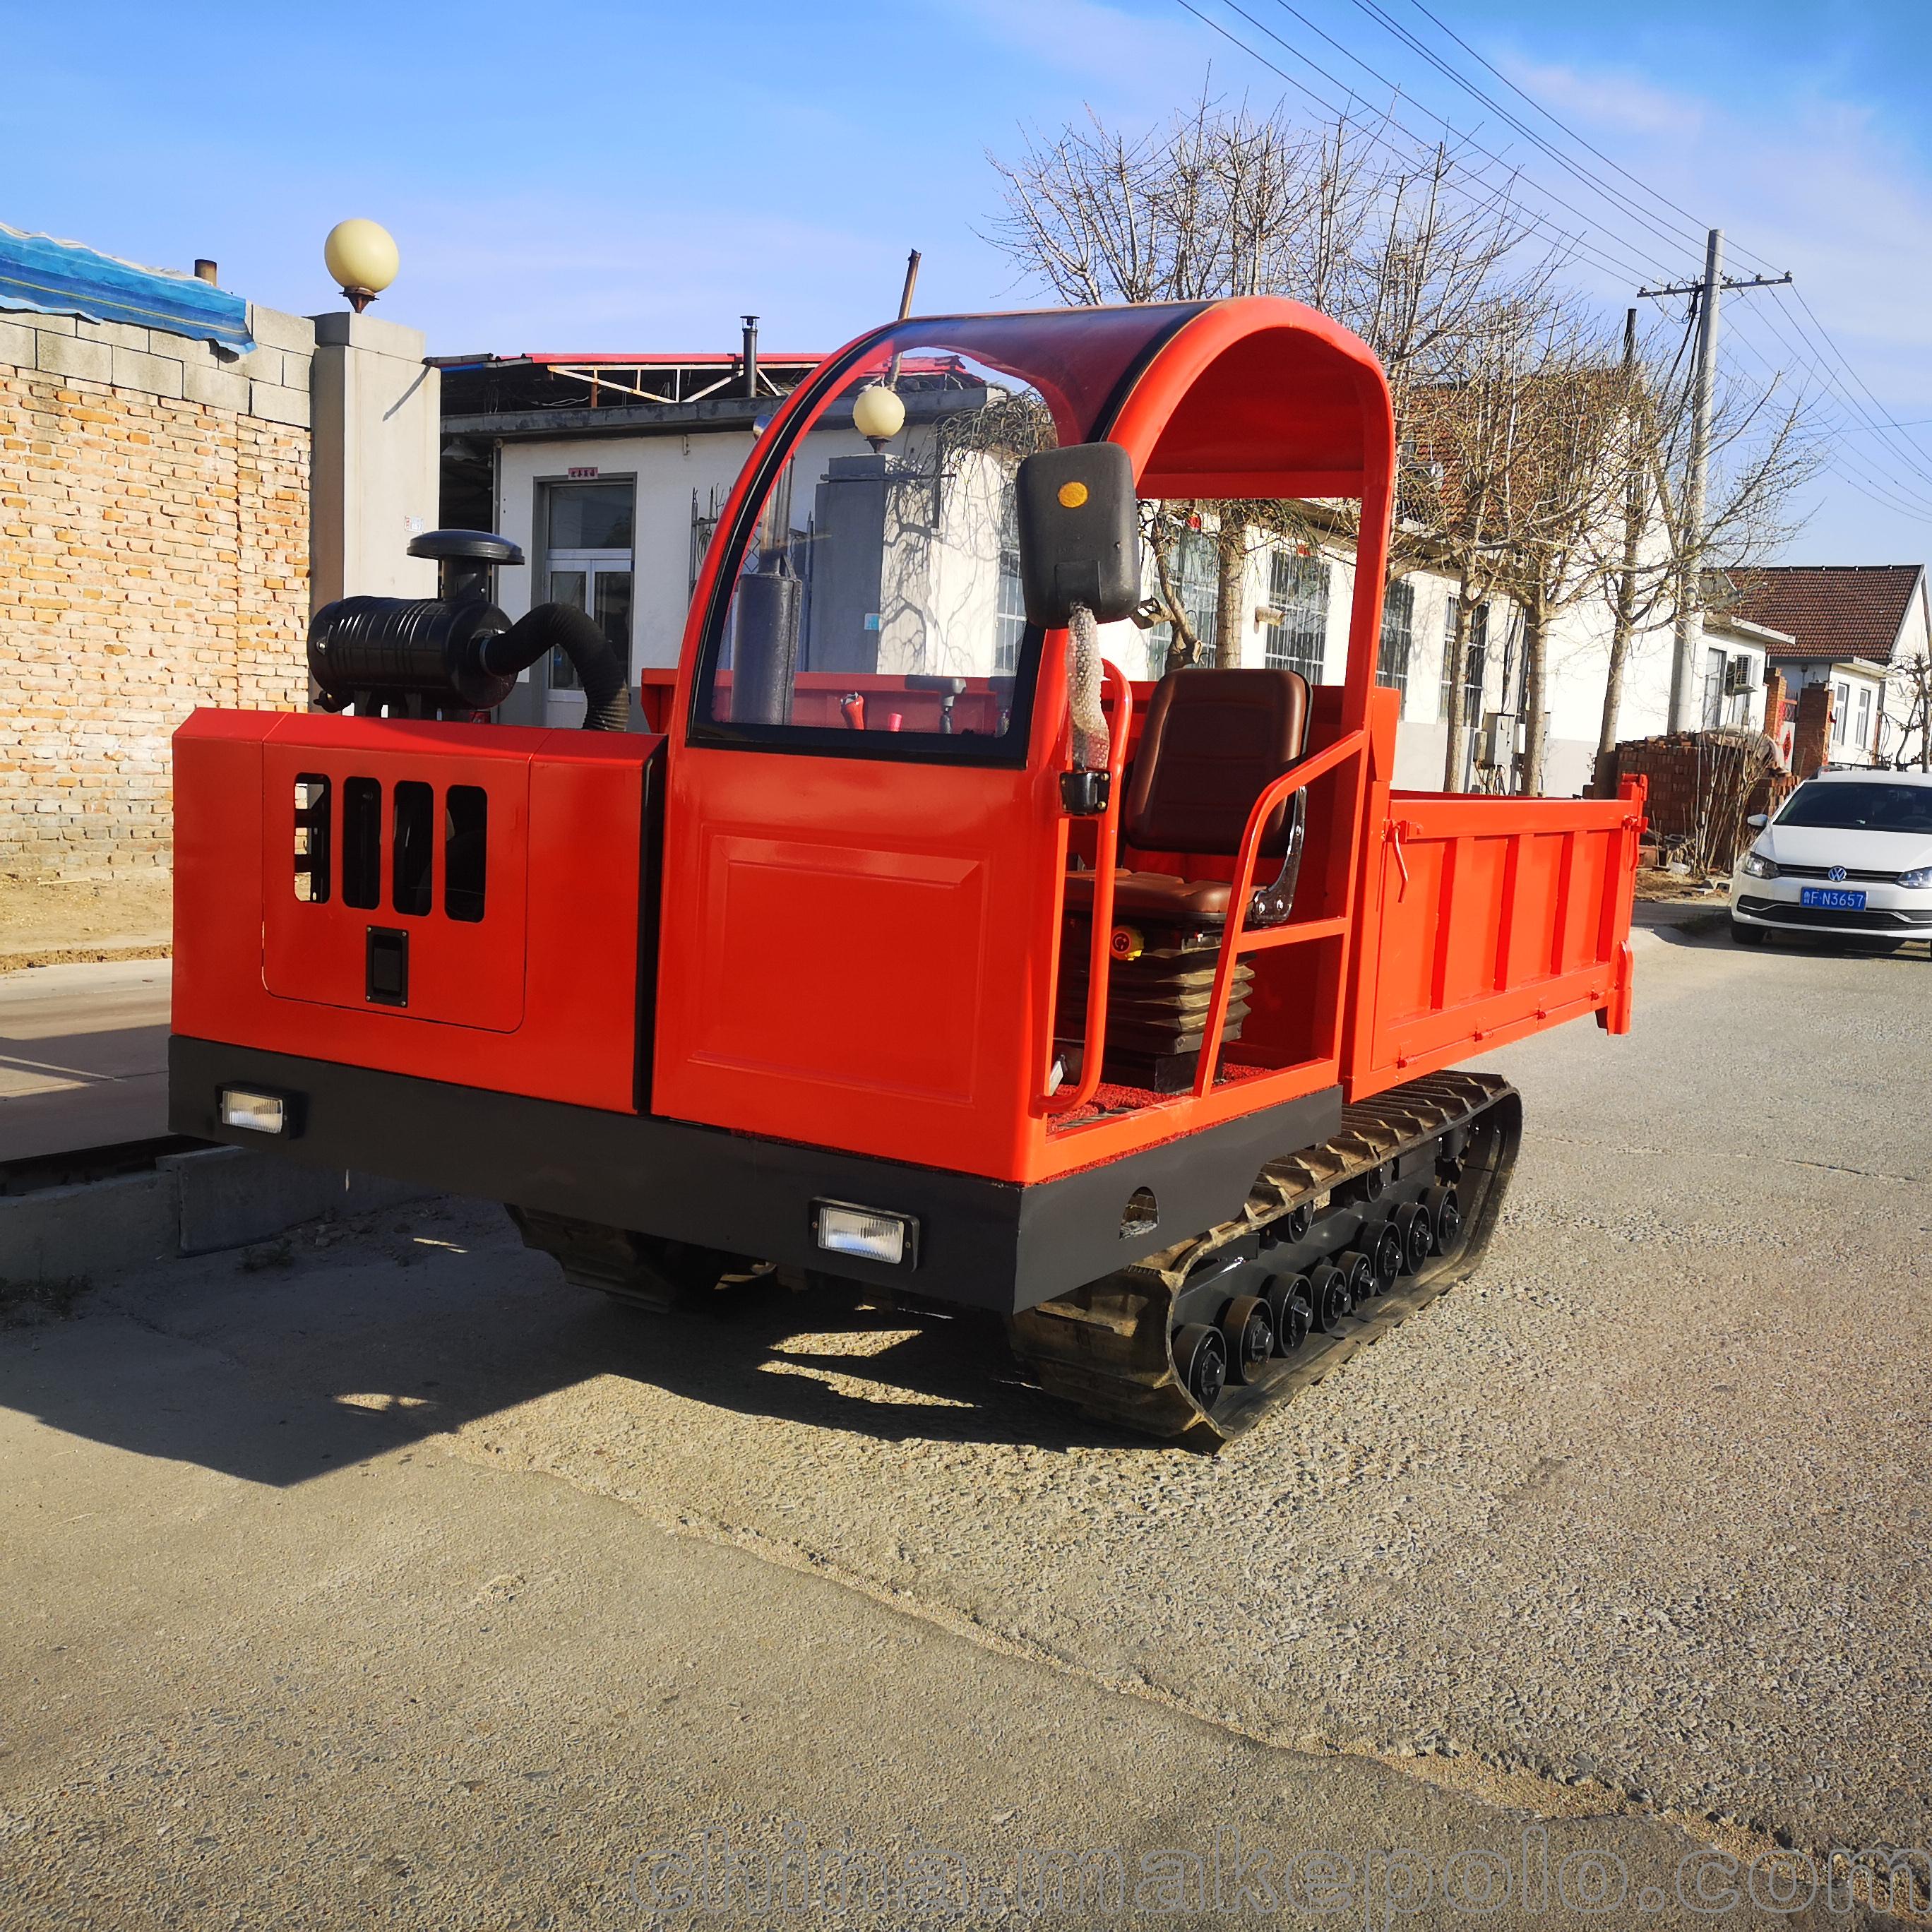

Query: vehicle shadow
<box><xmin>1640</xmin><ymin>912</ymin><xmax>1932</xmax><ymax>959</ymax></box>
<box><xmin>573</xmin><ymin>1280</ymin><xmax>1147</xmax><ymax>1455</ymax></box>
<box><xmin>0</xmin><ymin>1197</ymin><xmax>1145</xmax><ymax>1486</ymax></box>
<box><xmin>1638</xmin><ymin>920</ymin><xmax>1729</xmax><ymax>948</ymax></box>
<box><xmin>1720</xmin><ymin>928</ymin><xmax>1932</xmax><ymax>960</ymax></box>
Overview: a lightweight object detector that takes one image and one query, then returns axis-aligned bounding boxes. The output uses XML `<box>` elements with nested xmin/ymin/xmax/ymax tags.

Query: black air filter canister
<box><xmin>309</xmin><ymin>594</ymin><xmax>516</xmax><ymax>712</ymax></box>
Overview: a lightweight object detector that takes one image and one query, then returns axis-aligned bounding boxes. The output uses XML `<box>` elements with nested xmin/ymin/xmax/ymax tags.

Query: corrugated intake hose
<box><xmin>484</xmin><ymin>603</ymin><xmax>631</xmax><ymax>730</ymax></box>
<box><xmin>1067</xmin><ymin>601</ymin><xmax>1107</xmax><ymax>770</ymax></box>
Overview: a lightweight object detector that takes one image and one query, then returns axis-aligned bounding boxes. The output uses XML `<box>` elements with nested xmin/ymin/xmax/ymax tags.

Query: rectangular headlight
<box><xmin>220</xmin><ymin>1087</ymin><xmax>288</xmax><ymax>1135</ymax></box>
<box><xmin>813</xmin><ymin>1200</ymin><xmax>918</xmax><ymax>1268</ymax></box>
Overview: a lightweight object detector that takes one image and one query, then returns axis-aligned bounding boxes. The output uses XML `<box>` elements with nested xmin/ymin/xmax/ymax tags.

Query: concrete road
<box><xmin>3</xmin><ymin>929</ymin><xmax>1928</xmax><ymax>1929</ymax></box>
<box><xmin>0</xmin><ymin>961</ymin><xmax>171</xmax><ymax>1162</ymax></box>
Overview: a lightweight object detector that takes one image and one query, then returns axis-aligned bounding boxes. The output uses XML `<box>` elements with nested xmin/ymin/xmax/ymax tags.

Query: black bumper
<box><xmin>1735</xmin><ymin>895</ymin><xmax>1932</xmax><ymax>931</ymax></box>
<box><xmin>169</xmin><ymin>1037</ymin><xmax>1341</xmax><ymax>1316</ymax></box>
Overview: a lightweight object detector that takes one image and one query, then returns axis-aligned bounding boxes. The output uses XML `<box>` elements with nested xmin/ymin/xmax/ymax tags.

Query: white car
<box><xmin>1730</xmin><ymin>768</ymin><xmax>1932</xmax><ymax>948</ymax></box>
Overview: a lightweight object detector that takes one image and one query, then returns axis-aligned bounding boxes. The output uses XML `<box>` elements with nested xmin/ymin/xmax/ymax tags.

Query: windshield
<box><xmin>1775</xmin><ymin>780</ymin><xmax>1932</xmax><ymax>834</ymax></box>
<box><xmin>688</xmin><ymin>308</ymin><xmax>1202</xmax><ymax>759</ymax></box>
<box><xmin>704</xmin><ymin>348</ymin><xmax>1052</xmax><ymax>744</ymax></box>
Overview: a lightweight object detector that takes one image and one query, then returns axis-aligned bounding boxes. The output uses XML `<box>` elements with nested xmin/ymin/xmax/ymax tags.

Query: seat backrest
<box><xmin>1123</xmin><ymin>667</ymin><xmax>1311</xmax><ymax>857</ymax></box>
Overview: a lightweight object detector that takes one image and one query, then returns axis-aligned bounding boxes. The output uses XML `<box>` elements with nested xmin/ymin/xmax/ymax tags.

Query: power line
<box><xmin>1723</xmin><ymin>291</ymin><xmax>1932</xmax><ymax>505</ymax></box>
<box><xmin>1180</xmin><ymin>0</ymin><xmax>1674</xmax><ymax>286</ymax></box>
<box><xmin>1340</xmin><ymin>0</ymin><xmax>1710</xmax><ymax>261</ymax></box>
<box><xmin>1716</xmin><ymin>306</ymin><xmax>1932</xmax><ymax>520</ymax></box>
<box><xmin>1366</xmin><ymin>0</ymin><xmax>1932</xmax><ymax>496</ymax></box>
<box><xmin>1256</xmin><ymin>0</ymin><xmax>1688</xmax><ymax>280</ymax></box>
<box><xmin>1787</xmin><ymin>282</ymin><xmax>1932</xmax><ymax>482</ymax></box>
<box><xmin>1388</xmin><ymin>0</ymin><xmax>1788</xmax><ymax>282</ymax></box>
<box><xmin>1174</xmin><ymin>0</ymin><xmax>1932</xmax><ymax>527</ymax></box>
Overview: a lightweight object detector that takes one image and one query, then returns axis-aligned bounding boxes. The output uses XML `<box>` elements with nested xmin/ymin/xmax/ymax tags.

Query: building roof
<box><xmin>1705</xmin><ymin>611</ymin><xmax>1794</xmax><ymax>650</ymax></box>
<box><xmin>435</xmin><ymin>350</ymin><xmax>970</xmax><ymax>427</ymax></box>
<box><xmin>1722</xmin><ymin>564</ymin><xmax>1924</xmax><ymax>666</ymax></box>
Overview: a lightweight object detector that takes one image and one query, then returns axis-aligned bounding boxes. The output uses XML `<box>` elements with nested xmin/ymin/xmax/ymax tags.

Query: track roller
<box><xmin>1369</xmin><ymin>1220</ymin><xmax>1405</xmax><ymax>1294</ymax></box>
<box><xmin>1267</xmin><ymin>1275</ymin><xmax>1313</xmax><ymax>1354</ymax></box>
<box><xmin>1308</xmin><ymin>1261</ymin><xmax>1351</xmax><ymax>1336</ymax></box>
<box><xmin>1007</xmin><ymin>1071</ymin><xmax>1522</xmax><ymax>1449</ymax></box>
<box><xmin>1394</xmin><ymin>1200</ymin><xmax>1433</xmax><ymax>1273</ymax></box>
<box><xmin>1174</xmin><ymin>1323</ymin><xmax>1227</xmax><ymax>1409</ymax></box>
<box><xmin>1427</xmin><ymin>1183</ymin><xmax>1462</xmax><ymax>1252</ymax></box>
<box><xmin>1220</xmin><ymin>1294</ymin><xmax>1275</xmax><ymax>1384</ymax></box>
<box><xmin>1338</xmin><ymin>1249</ymin><xmax>1375</xmax><ymax>1307</ymax></box>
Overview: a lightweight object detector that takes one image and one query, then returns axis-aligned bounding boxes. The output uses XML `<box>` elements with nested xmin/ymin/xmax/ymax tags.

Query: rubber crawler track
<box><xmin>1008</xmin><ymin>1071</ymin><xmax>1523</xmax><ymax>1450</ymax></box>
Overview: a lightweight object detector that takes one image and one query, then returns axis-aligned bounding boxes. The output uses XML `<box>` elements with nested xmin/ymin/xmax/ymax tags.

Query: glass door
<box><xmin>539</xmin><ymin>482</ymin><xmax>633</xmax><ymax>726</ymax></box>
<box><xmin>542</xmin><ymin>556</ymin><xmax>633</xmax><ymax>724</ymax></box>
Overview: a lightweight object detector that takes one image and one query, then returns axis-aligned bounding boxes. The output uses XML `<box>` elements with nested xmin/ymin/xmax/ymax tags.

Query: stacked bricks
<box><xmin>1594</xmin><ymin>729</ymin><xmax>1796</xmax><ymax>864</ymax></box>
<box><xmin>0</xmin><ymin>304</ymin><xmax>314</xmax><ymax>884</ymax></box>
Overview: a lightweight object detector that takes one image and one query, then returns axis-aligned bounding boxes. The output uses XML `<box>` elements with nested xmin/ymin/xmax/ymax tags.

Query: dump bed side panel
<box><xmin>172</xmin><ymin>710</ymin><xmax>655</xmax><ymax>1114</ymax></box>
<box><xmin>1347</xmin><ymin>782</ymin><xmax>1643</xmax><ymax>1098</ymax></box>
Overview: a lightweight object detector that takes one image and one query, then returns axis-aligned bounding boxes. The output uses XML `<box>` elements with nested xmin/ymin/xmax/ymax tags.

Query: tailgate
<box><xmin>1354</xmin><ymin>781</ymin><xmax>1644</xmax><ymax>1085</ymax></box>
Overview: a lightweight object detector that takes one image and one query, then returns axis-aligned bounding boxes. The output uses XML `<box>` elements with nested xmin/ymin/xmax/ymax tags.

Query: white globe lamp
<box><xmin>852</xmin><ymin>381</ymin><xmax>906</xmax><ymax>452</ymax></box>
<box><xmin>323</xmin><ymin>219</ymin><xmax>400</xmax><ymax>313</ymax></box>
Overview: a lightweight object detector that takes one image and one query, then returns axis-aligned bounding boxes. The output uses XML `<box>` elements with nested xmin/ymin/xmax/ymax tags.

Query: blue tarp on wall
<box><xmin>0</xmin><ymin>224</ymin><xmax>255</xmax><ymax>352</ymax></box>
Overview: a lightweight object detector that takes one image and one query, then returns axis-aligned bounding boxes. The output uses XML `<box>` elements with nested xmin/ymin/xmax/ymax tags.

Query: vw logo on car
<box><xmin>1827</xmin><ymin>865</ymin><xmax>1848</xmax><ymax>882</ymax></box>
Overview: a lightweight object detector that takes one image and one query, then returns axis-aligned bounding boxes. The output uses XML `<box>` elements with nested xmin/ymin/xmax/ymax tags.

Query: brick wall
<box><xmin>0</xmin><ymin>305</ymin><xmax>314</xmax><ymax>883</ymax></box>
<box><xmin>1791</xmin><ymin>680</ymin><xmax>1834</xmax><ymax>780</ymax></box>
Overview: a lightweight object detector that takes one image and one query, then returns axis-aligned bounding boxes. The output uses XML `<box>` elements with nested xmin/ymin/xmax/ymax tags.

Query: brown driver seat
<box><xmin>1065</xmin><ymin>666</ymin><xmax>1311</xmax><ymax>929</ymax></box>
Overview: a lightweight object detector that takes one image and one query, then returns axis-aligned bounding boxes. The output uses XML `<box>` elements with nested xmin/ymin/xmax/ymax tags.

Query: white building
<box><xmin>439</xmin><ymin>343</ymin><xmax>1798</xmax><ymax>792</ymax></box>
<box><xmin>1721</xmin><ymin>564</ymin><xmax>1931</xmax><ymax>768</ymax></box>
<box><xmin>1113</xmin><ymin>519</ymin><xmax>1684</xmax><ymax>794</ymax></box>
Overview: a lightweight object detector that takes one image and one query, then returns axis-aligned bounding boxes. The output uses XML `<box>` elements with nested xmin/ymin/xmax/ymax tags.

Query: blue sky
<box><xmin>7</xmin><ymin>0</ymin><xmax>1932</xmax><ymax>564</ymax></box>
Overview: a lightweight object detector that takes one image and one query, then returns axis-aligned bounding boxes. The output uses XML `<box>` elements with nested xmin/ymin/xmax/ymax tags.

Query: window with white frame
<box><xmin>1378</xmin><ymin>579</ymin><xmax>1414</xmax><ymax>700</ymax></box>
<box><xmin>1439</xmin><ymin>597</ymin><xmax>1488</xmax><ymax>722</ymax></box>
<box><xmin>1855</xmin><ymin>683</ymin><xmax>1873</xmax><ymax>753</ymax></box>
<box><xmin>1174</xmin><ymin>530</ymin><xmax>1218</xmax><ymax>657</ymax></box>
<box><xmin>1832</xmin><ymin>679</ymin><xmax>1850</xmax><ymax>744</ymax></box>
<box><xmin>1265</xmin><ymin>551</ymin><xmax>1329</xmax><ymax>681</ymax></box>
<box><xmin>1702</xmin><ymin>646</ymin><xmax>1727</xmax><ymax>730</ymax></box>
<box><xmin>995</xmin><ymin>482</ymin><xmax>1025</xmax><ymax>675</ymax></box>
<box><xmin>1144</xmin><ymin>527</ymin><xmax>1219</xmax><ymax>672</ymax></box>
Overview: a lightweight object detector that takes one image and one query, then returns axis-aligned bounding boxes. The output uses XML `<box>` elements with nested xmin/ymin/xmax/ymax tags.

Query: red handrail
<box><xmin>1191</xmin><ymin>728</ymin><xmax>1366</xmax><ymax>1097</ymax></box>
<box><xmin>1039</xmin><ymin>660</ymin><xmax>1133</xmax><ymax>1118</ymax></box>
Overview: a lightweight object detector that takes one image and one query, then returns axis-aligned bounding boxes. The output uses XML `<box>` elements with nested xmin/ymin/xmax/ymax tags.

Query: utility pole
<box><xmin>1597</xmin><ymin>307</ymin><xmax>1645</xmax><ymax>762</ymax></box>
<box><xmin>1640</xmin><ymin>233</ymin><xmax>1791</xmax><ymax>733</ymax></box>
<box><xmin>1673</xmin><ymin>229</ymin><xmax>1722</xmax><ymax>732</ymax></box>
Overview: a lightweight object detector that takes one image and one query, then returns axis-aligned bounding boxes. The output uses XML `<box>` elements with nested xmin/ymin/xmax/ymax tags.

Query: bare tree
<box><xmin>986</xmin><ymin>93</ymin><xmax>1558</xmax><ymax>679</ymax></box>
<box><xmin>1397</xmin><ymin>294</ymin><xmax>1629</xmax><ymax>791</ymax></box>
<box><xmin>1886</xmin><ymin>650</ymin><xmax>1932</xmax><ymax>770</ymax></box>
<box><xmin>1588</xmin><ymin>310</ymin><xmax>1822</xmax><ymax>757</ymax></box>
<box><xmin>985</xmin><ymin>90</ymin><xmax>1820</xmax><ymax>794</ymax></box>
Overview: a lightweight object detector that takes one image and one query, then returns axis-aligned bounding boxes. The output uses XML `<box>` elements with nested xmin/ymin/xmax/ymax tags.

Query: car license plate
<box><xmin>1800</xmin><ymin>887</ymin><xmax>1866</xmax><ymax>911</ymax></box>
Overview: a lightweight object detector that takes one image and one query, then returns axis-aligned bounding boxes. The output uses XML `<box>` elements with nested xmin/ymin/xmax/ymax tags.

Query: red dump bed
<box><xmin>1349</xmin><ymin>783</ymin><xmax>1643</xmax><ymax>1097</ymax></box>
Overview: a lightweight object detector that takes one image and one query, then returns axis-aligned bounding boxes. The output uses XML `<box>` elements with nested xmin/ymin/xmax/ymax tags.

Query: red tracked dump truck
<box><xmin>170</xmin><ymin>296</ymin><xmax>1643</xmax><ymax>1447</ymax></box>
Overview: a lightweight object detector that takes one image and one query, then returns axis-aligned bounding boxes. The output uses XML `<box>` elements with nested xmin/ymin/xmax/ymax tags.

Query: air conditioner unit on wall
<box><xmin>1724</xmin><ymin>655</ymin><xmax>1760</xmax><ymax>696</ymax></box>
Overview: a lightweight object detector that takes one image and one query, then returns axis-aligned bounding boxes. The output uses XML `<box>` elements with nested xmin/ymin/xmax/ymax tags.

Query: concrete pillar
<box><xmin>308</xmin><ymin>311</ymin><xmax>439</xmax><ymax>609</ymax></box>
<box><xmin>1792</xmin><ymin>680</ymin><xmax>1833</xmax><ymax>779</ymax></box>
